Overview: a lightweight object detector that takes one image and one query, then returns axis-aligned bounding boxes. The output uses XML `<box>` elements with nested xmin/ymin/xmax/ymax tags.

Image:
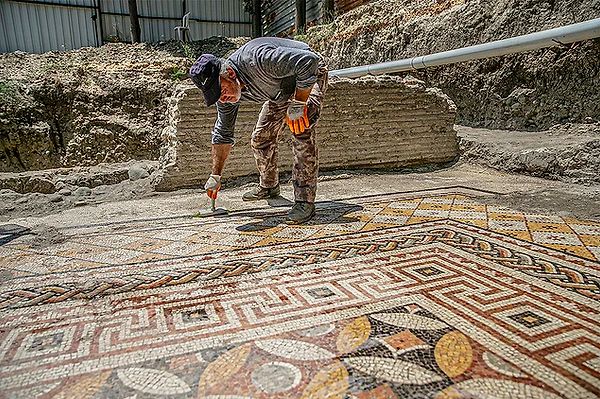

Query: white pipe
<box><xmin>329</xmin><ymin>18</ymin><xmax>600</xmax><ymax>78</ymax></box>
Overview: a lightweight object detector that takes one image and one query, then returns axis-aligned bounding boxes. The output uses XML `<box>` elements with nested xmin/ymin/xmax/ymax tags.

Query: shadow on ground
<box><xmin>235</xmin><ymin>200</ymin><xmax>364</xmax><ymax>233</ymax></box>
<box><xmin>0</xmin><ymin>224</ymin><xmax>31</xmax><ymax>246</ymax></box>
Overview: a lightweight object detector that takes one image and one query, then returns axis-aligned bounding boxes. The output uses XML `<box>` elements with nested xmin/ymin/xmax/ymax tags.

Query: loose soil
<box><xmin>0</xmin><ymin>37</ymin><xmax>248</xmax><ymax>173</ymax></box>
<box><xmin>302</xmin><ymin>0</ymin><xmax>600</xmax><ymax>130</ymax></box>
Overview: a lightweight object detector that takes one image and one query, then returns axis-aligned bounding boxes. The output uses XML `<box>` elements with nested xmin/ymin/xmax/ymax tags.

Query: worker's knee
<box><xmin>251</xmin><ymin>129</ymin><xmax>276</xmax><ymax>150</ymax></box>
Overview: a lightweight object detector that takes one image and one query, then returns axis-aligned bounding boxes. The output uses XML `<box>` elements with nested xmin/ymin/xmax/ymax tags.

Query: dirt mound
<box><xmin>0</xmin><ymin>37</ymin><xmax>248</xmax><ymax>173</ymax></box>
<box><xmin>458</xmin><ymin>123</ymin><xmax>600</xmax><ymax>185</ymax></box>
<box><xmin>302</xmin><ymin>0</ymin><xmax>600</xmax><ymax>130</ymax></box>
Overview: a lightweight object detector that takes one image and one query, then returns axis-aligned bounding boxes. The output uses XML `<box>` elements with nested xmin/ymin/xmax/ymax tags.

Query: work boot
<box><xmin>242</xmin><ymin>184</ymin><xmax>280</xmax><ymax>201</ymax></box>
<box><xmin>286</xmin><ymin>201</ymin><xmax>315</xmax><ymax>224</ymax></box>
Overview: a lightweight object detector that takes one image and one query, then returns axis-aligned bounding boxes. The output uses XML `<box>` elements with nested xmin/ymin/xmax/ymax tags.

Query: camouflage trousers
<box><xmin>251</xmin><ymin>63</ymin><xmax>329</xmax><ymax>203</ymax></box>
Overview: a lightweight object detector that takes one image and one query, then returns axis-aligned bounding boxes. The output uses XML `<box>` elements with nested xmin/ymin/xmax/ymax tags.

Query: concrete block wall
<box><xmin>154</xmin><ymin>76</ymin><xmax>458</xmax><ymax>191</ymax></box>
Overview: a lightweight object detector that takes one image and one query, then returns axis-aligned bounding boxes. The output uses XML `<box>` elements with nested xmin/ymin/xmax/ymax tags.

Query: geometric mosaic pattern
<box><xmin>1</xmin><ymin>220</ymin><xmax>599</xmax><ymax>309</ymax></box>
<box><xmin>0</xmin><ymin>187</ymin><xmax>599</xmax><ymax>397</ymax></box>
<box><xmin>1</xmin><ymin>187</ymin><xmax>599</xmax><ymax>309</ymax></box>
<box><xmin>1</xmin><ymin>188</ymin><xmax>598</xmax><ymax>279</ymax></box>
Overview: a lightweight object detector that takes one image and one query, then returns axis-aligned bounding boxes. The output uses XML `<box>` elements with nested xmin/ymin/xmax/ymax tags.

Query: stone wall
<box><xmin>154</xmin><ymin>76</ymin><xmax>458</xmax><ymax>191</ymax></box>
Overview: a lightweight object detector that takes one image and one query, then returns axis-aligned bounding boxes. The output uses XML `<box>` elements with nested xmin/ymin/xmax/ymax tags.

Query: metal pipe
<box><xmin>97</xmin><ymin>0</ymin><xmax>104</xmax><ymax>46</ymax></box>
<box><xmin>91</xmin><ymin>0</ymin><xmax>100</xmax><ymax>47</ymax></box>
<box><xmin>330</xmin><ymin>18</ymin><xmax>600</xmax><ymax>78</ymax></box>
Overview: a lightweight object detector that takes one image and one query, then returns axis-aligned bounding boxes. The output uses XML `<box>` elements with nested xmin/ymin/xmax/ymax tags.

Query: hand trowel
<box><xmin>194</xmin><ymin>197</ymin><xmax>228</xmax><ymax>218</ymax></box>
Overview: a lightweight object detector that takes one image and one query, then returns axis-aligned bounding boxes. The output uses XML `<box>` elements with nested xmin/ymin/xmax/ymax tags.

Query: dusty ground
<box><xmin>3</xmin><ymin>163</ymin><xmax>599</xmax><ymax>245</ymax></box>
<box><xmin>458</xmin><ymin>123</ymin><xmax>600</xmax><ymax>185</ymax></box>
<box><xmin>2</xmin><ymin>121</ymin><xmax>599</xmax><ymax>221</ymax></box>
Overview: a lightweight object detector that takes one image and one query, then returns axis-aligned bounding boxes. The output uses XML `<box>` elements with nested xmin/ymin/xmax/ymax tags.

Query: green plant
<box><xmin>0</xmin><ymin>82</ymin><xmax>12</xmax><ymax>95</ymax></box>
<box><xmin>41</xmin><ymin>59</ymin><xmax>76</xmax><ymax>74</ymax></box>
<box><xmin>0</xmin><ymin>80</ymin><xmax>29</xmax><ymax>115</ymax></box>
<box><xmin>0</xmin><ymin>81</ymin><xmax>18</xmax><ymax>106</ymax></box>
<box><xmin>170</xmin><ymin>66</ymin><xmax>187</xmax><ymax>81</ymax></box>
<box><xmin>294</xmin><ymin>34</ymin><xmax>308</xmax><ymax>43</ymax></box>
<box><xmin>182</xmin><ymin>43</ymin><xmax>195</xmax><ymax>60</ymax></box>
<box><xmin>41</xmin><ymin>61</ymin><xmax>58</xmax><ymax>74</ymax></box>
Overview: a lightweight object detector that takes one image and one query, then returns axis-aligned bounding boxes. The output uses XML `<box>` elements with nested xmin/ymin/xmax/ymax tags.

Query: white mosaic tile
<box><xmin>586</xmin><ymin>246</ymin><xmax>600</xmax><ymax>260</ymax></box>
<box><xmin>531</xmin><ymin>232</ymin><xmax>584</xmax><ymax>246</ymax></box>
<box><xmin>154</xmin><ymin>242</ymin><xmax>212</xmax><ymax>256</ymax></box>
<box><xmin>488</xmin><ymin>219</ymin><xmax>529</xmax><ymax>231</ymax></box>
<box><xmin>272</xmin><ymin>227</ymin><xmax>321</xmax><ymax>240</ymax></box>
<box><xmin>420</xmin><ymin>197</ymin><xmax>454</xmax><ymax>204</ymax></box>
<box><xmin>568</xmin><ymin>224</ymin><xmax>600</xmax><ymax>236</ymax></box>
<box><xmin>412</xmin><ymin>209</ymin><xmax>450</xmax><ymax>218</ymax></box>
<box><xmin>72</xmin><ymin>234</ymin><xmax>141</xmax><ymax>248</ymax></box>
<box><xmin>449</xmin><ymin>210</ymin><xmax>488</xmax><ymax>220</ymax></box>
<box><xmin>215</xmin><ymin>234</ymin><xmax>264</xmax><ymax>247</ymax></box>
<box><xmin>83</xmin><ymin>249</ymin><xmax>146</xmax><ymax>264</ymax></box>
<box><xmin>370</xmin><ymin>215</ymin><xmax>410</xmax><ymax>225</ymax></box>
<box><xmin>526</xmin><ymin>215</ymin><xmax>566</xmax><ymax>223</ymax></box>
<box><xmin>386</xmin><ymin>201</ymin><xmax>421</xmax><ymax>210</ymax></box>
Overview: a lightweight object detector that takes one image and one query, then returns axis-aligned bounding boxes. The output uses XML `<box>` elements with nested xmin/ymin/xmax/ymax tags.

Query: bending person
<box><xmin>190</xmin><ymin>37</ymin><xmax>328</xmax><ymax>224</ymax></box>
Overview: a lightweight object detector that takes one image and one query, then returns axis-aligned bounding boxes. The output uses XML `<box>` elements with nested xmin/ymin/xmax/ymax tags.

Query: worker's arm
<box><xmin>211</xmin><ymin>143</ymin><xmax>231</xmax><ymax>175</ymax></box>
<box><xmin>294</xmin><ymin>86</ymin><xmax>312</xmax><ymax>102</ymax></box>
<box><xmin>204</xmin><ymin>143</ymin><xmax>231</xmax><ymax>199</ymax></box>
<box><xmin>205</xmin><ymin>101</ymin><xmax>239</xmax><ymax>198</ymax></box>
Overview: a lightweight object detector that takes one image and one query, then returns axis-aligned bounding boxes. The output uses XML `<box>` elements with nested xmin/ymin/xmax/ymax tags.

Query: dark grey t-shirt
<box><xmin>212</xmin><ymin>37</ymin><xmax>322</xmax><ymax>145</ymax></box>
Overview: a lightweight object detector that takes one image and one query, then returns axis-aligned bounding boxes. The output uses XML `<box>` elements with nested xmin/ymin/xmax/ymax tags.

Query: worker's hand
<box><xmin>204</xmin><ymin>174</ymin><xmax>221</xmax><ymax>200</ymax></box>
<box><xmin>285</xmin><ymin>99</ymin><xmax>309</xmax><ymax>135</ymax></box>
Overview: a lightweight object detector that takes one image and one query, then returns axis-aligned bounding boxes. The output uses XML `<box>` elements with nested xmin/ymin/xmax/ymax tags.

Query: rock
<box><xmin>58</xmin><ymin>188</ymin><xmax>72</xmax><ymax>196</ymax></box>
<box><xmin>75</xmin><ymin>176</ymin><xmax>92</xmax><ymax>188</ymax></box>
<box><xmin>0</xmin><ymin>176</ymin><xmax>26</xmax><ymax>193</ymax></box>
<box><xmin>48</xmin><ymin>194</ymin><xmax>63</xmax><ymax>203</ymax></box>
<box><xmin>128</xmin><ymin>165</ymin><xmax>150</xmax><ymax>181</ymax></box>
<box><xmin>519</xmin><ymin>149</ymin><xmax>557</xmax><ymax>174</ymax></box>
<box><xmin>24</xmin><ymin>177</ymin><xmax>56</xmax><ymax>194</ymax></box>
<box><xmin>0</xmin><ymin>188</ymin><xmax>18</xmax><ymax>196</ymax></box>
<box><xmin>86</xmin><ymin>169</ymin><xmax>130</xmax><ymax>187</ymax></box>
<box><xmin>458</xmin><ymin>125</ymin><xmax>600</xmax><ymax>185</ymax></box>
<box><xmin>1</xmin><ymin>204</ymin><xmax>16</xmax><ymax>212</ymax></box>
<box><xmin>73</xmin><ymin>187</ymin><xmax>92</xmax><ymax>197</ymax></box>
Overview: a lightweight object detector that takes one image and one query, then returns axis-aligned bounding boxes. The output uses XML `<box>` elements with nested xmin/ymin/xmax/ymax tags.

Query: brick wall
<box><xmin>154</xmin><ymin>76</ymin><xmax>458</xmax><ymax>191</ymax></box>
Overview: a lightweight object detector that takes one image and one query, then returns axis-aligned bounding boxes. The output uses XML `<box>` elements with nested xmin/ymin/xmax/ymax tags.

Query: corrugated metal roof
<box><xmin>1</xmin><ymin>0</ymin><xmax>251</xmax><ymax>53</ymax></box>
<box><xmin>0</xmin><ymin>0</ymin><xmax>98</xmax><ymax>52</ymax></box>
<box><xmin>263</xmin><ymin>0</ymin><xmax>322</xmax><ymax>37</ymax></box>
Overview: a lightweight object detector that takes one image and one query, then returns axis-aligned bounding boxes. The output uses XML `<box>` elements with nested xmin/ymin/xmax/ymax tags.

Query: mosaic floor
<box><xmin>0</xmin><ymin>187</ymin><xmax>599</xmax><ymax>398</ymax></box>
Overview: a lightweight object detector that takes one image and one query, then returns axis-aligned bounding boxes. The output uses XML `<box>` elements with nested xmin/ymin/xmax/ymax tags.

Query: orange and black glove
<box><xmin>285</xmin><ymin>99</ymin><xmax>309</xmax><ymax>134</ymax></box>
<box><xmin>204</xmin><ymin>174</ymin><xmax>221</xmax><ymax>200</ymax></box>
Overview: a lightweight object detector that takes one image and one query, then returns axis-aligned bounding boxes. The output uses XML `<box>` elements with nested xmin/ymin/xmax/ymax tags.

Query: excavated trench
<box><xmin>1</xmin><ymin>73</ymin><xmax>168</xmax><ymax>172</ymax></box>
<box><xmin>1</xmin><ymin>0</ymin><xmax>599</xmax><ymax>201</ymax></box>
